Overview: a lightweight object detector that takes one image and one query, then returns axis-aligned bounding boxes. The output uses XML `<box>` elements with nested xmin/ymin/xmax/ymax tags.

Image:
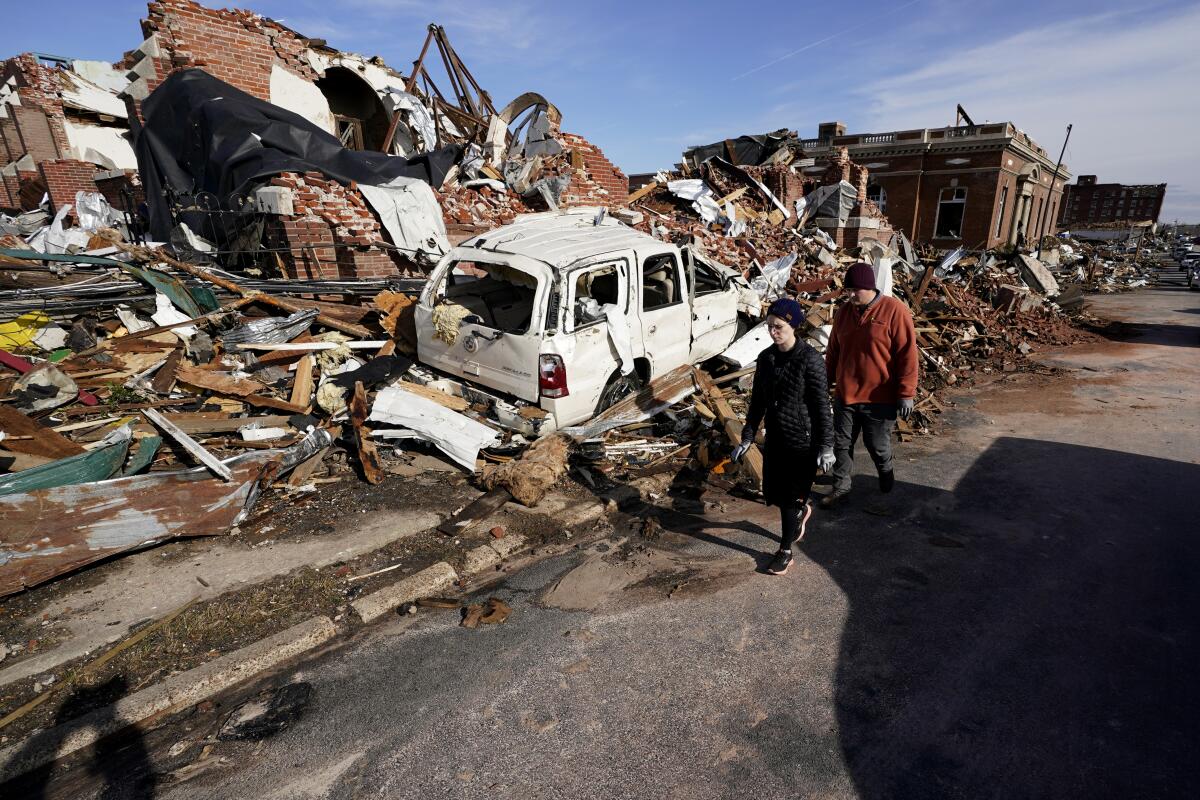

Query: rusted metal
<box><xmin>0</xmin><ymin>430</ymin><xmax>331</xmax><ymax>597</ymax></box>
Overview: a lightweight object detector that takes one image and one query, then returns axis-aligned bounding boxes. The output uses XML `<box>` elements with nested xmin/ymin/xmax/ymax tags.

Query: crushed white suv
<box><xmin>415</xmin><ymin>209</ymin><xmax>757</xmax><ymax>432</ymax></box>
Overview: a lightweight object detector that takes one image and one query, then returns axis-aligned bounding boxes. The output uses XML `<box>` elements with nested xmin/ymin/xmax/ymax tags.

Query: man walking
<box><xmin>821</xmin><ymin>262</ymin><xmax>918</xmax><ymax>507</ymax></box>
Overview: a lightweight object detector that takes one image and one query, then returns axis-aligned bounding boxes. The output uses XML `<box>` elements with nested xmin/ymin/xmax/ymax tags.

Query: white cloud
<box><xmin>855</xmin><ymin>5</ymin><xmax>1200</xmax><ymax>221</ymax></box>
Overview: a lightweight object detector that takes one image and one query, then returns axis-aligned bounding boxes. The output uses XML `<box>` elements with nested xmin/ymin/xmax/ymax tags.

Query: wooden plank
<box><xmin>158</xmin><ymin>414</ymin><xmax>293</xmax><ymax>434</ymax></box>
<box><xmin>911</xmin><ymin>265</ymin><xmax>937</xmax><ymax>307</ymax></box>
<box><xmin>713</xmin><ymin>365</ymin><xmax>756</xmax><ymax>386</ymax></box>
<box><xmin>437</xmin><ymin>487</ymin><xmax>512</xmax><ymax>536</ymax></box>
<box><xmin>695</xmin><ymin>370</ymin><xmax>764</xmax><ymax>489</ymax></box>
<box><xmin>626</xmin><ymin>181</ymin><xmax>660</xmax><ymax>205</ymax></box>
<box><xmin>286</xmin><ymin>445</ymin><xmax>328</xmax><ymax>487</ymax></box>
<box><xmin>397</xmin><ymin>381</ymin><xmax>470</xmax><ymax>412</ymax></box>
<box><xmin>244</xmin><ymin>394</ymin><xmax>307</xmax><ymax>414</ymax></box>
<box><xmin>289</xmin><ymin>354</ymin><xmax>315</xmax><ymax>411</ymax></box>
<box><xmin>716</xmin><ymin>186</ymin><xmax>748</xmax><ymax>206</ymax></box>
<box><xmin>349</xmin><ymin>381</ymin><xmax>383</xmax><ymax>484</ymax></box>
<box><xmin>150</xmin><ymin>348</ymin><xmax>183</xmax><ymax>394</ymax></box>
<box><xmin>175</xmin><ymin>362</ymin><xmax>266</xmax><ymax>397</ymax></box>
<box><xmin>0</xmin><ymin>406</ymin><xmax>85</xmax><ymax>459</ymax></box>
<box><xmin>142</xmin><ymin>407</ymin><xmax>233</xmax><ymax>481</ymax></box>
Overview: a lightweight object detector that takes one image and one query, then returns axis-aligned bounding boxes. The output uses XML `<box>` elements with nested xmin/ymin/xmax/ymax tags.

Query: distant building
<box><xmin>1058</xmin><ymin>176</ymin><xmax>1166</xmax><ymax>227</ymax></box>
<box><xmin>801</xmin><ymin>121</ymin><xmax>1069</xmax><ymax>249</ymax></box>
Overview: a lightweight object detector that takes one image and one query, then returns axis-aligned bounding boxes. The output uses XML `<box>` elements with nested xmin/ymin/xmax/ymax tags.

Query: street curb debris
<box><xmin>0</xmin><ymin>615</ymin><xmax>336</xmax><ymax>783</ymax></box>
<box><xmin>351</xmin><ymin>561</ymin><xmax>459</xmax><ymax>623</ymax></box>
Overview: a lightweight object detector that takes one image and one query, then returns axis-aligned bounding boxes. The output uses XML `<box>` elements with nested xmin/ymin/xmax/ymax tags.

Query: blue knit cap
<box><xmin>766</xmin><ymin>297</ymin><xmax>804</xmax><ymax>328</ymax></box>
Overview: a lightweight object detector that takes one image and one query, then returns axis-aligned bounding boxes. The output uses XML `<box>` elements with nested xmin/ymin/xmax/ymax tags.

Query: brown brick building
<box><xmin>1058</xmin><ymin>176</ymin><xmax>1166</xmax><ymax>227</ymax></box>
<box><xmin>799</xmin><ymin>121</ymin><xmax>1069</xmax><ymax>249</ymax></box>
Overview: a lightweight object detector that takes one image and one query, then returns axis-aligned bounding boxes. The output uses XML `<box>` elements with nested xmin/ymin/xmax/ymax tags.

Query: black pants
<box><xmin>779</xmin><ymin>502</ymin><xmax>811</xmax><ymax>550</ymax></box>
<box><xmin>831</xmin><ymin>398</ymin><xmax>896</xmax><ymax>493</ymax></box>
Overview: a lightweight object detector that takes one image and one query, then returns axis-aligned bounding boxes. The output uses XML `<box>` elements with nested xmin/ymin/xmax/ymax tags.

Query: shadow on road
<box><xmin>797</xmin><ymin>436</ymin><xmax>1200</xmax><ymax>798</ymax></box>
<box><xmin>0</xmin><ymin>677</ymin><xmax>156</xmax><ymax>800</ymax></box>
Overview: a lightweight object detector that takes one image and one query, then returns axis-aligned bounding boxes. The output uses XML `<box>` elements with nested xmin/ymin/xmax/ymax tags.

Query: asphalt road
<box><xmin>12</xmin><ymin>273</ymin><xmax>1200</xmax><ymax>799</ymax></box>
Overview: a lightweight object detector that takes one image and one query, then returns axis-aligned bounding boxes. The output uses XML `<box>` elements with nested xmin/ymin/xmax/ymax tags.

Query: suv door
<box><xmin>635</xmin><ymin>250</ymin><xmax>690</xmax><ymax>376</ymax></box>
<box><xmin>683</xmin><ymin>248</ymin><xmax>740</xmax><ymax>361</ymax></box>
<box><xmin>556</xmin><ymin>257</ymin><xmax>631</xmax><ymax>412</ymax></box>
<box><xmin>416</xmin><ymin>255</ymin><xmax>550</xmax><ymax>402</ymax></box>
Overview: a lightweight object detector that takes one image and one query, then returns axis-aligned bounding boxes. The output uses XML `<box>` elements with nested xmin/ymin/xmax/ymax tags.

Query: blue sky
<box><xmin>4</xmin><ymin>0</ymin><xmax>1198</xmax><ymax>220</ymax></box>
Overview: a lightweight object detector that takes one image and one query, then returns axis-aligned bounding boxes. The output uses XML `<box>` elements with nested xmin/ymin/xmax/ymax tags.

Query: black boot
<box><xmin>879</xmin><ymin>469</ymin><xmax>894</xmax><ymax>493</ymax></box>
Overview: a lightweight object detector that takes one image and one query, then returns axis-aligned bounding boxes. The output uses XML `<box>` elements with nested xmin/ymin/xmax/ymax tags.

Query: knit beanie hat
<box><xmin>766</xmin><ymin>297</ymin><xmax>804</xmax><ymax>328</ymax></box>
<box><xmin>844</xmin><ymin>262</ymin><xmax>877</xmax><ymax>290</ymax></box>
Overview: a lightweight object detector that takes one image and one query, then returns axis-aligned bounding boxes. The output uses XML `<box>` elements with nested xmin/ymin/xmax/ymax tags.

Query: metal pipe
<box><xmin>1035</xmin><ymin>123</ymin><xmax>1072</xmax><ymax>259</ymax></box>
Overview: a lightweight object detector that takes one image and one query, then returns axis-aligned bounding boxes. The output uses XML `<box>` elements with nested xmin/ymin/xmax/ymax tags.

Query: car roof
<box><xmin>460</xmin><ymin>208</ymin><xmax>672</xmax><ymax>268</ymax></box>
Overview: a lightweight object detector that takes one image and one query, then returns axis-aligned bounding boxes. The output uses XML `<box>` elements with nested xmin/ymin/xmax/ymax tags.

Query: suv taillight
<box><xmin>539</xmin><ymin>354</ymin><xmax>569</xmax><ymax>398</ymax></box>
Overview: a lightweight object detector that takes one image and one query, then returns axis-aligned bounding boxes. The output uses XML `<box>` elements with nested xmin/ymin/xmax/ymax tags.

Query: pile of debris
<box><xmin>1043</xmin><ymin>234</ymin><xmax>1165</xmax><ymax>293</ymax></box>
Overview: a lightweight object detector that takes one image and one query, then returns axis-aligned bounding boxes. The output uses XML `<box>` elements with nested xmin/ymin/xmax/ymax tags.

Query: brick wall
<box><xmin>3</xmin><ymin>55</ymin><xmax>72</xmax><ymax>159</ymax></box>
<box><xmin>94</xmin><ymin>171</ymin><xmax>144</xmax><ymax>212</ymax></box>
<box><xmin>0</xmin><ymin>172</ymin><xmax>14</xmax><ymax>209</ymax></box>
<box><xmin>131</xmin><ymin>0</ymin><xmax>318</xmax><ymax>119</ymax></box>
<box><xmin>265</xmin><ymin>171</ymin><xmax>403</xmax><ymax>280</ymax></box>
<box><xmin>39</xmin><ymin>159</ymin><xmax>103</xmax><ymax>218</ymax></box>
<box><xmin>557</xmin><ymin>132</ymin><xmax>629</xmax><ymax>207</ymax></box>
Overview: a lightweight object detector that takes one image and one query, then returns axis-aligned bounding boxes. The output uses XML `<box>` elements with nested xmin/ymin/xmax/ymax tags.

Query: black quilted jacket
<box><xmin>740</xmin><ymin>341</ymin><xmax>833</xmax><ymax>452</ymax></box>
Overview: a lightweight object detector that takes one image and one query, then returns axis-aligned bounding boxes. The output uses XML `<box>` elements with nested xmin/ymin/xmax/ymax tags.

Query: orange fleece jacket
<box><xmin>825</xmin><ymin>294</ymin><xmax>918</xmax><ymax>404</ymax></box>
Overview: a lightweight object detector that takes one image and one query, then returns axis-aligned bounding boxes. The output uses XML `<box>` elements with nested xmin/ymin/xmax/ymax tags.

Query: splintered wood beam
<box><xmin>695</xmin><ymin>370</ymin><xmax>764</xmax><ymax>489</ymax></box>
<box><xmin>349</xmin><ymin>381</ymin><xmax>383</xmax><ymax>484</ymax></box>
<box><xmin>142</xmin><ymin>407</ymin><xmax>233</xmax><ymax>481</ymax></box>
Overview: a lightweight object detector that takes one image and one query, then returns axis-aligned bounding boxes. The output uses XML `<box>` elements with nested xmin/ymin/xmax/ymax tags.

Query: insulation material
<box><xmin>432</xmin><ymin>302</ymin><xmax>471</xmax><ymax>345</ymax></box>
<box><xmin>479</xmin><ymin>433</ymin><xmax>570</xmax><ymax>507</ymax></box>
<box><xmin>369</xmin><ymin>383</ymin><xmax>501</xmax><ymax>470</ymax></box>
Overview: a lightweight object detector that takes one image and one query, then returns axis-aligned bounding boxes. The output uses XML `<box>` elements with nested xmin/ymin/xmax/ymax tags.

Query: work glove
<box><xmin>817</xmin><ymin>447</ymin><xmax>836</xmax><ymax>473</ymax></box>
<box><xmin>898</xmin><ymin>397</ymin><xmax>914</xmax><ymax>420</ymax></box>
<box><xmin>731</xmin><ymin>441</ymin><xmax>751</xmax><ymax>463</ymax></box>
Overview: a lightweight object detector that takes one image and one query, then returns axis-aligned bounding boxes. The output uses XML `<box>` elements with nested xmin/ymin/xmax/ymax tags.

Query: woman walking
<box><xmin>731</xmin><ymin>298</ymin><xmax>835</xmax><ymax>575</ymax></box>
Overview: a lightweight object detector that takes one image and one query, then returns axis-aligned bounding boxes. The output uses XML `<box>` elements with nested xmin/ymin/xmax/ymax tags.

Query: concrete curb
<box><xmin>0</xmin><ymin>497</ymin><xmax>612</xmax><ymax>782</ymax></box>
<box><xmin>0</xmin><ymin>615</ymin><xmax>337</xmax><ymax>783</ymax></box>
<box><xmin>350</xmin><ymin>561</ymin><xmax>458</xmax><ymax>623</ymax></box>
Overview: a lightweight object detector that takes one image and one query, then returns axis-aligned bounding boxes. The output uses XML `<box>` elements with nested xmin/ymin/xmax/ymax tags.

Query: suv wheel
<box><xmin>596</xmin><ymin>371</ymin><xmax>644</xmax><ymax>414</ymax></box>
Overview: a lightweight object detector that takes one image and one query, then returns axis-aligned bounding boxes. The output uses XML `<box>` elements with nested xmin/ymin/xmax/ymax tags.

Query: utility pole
<box><xmin>1035</xmin><ymin>123</ymin><xmax>1072</xmax><ymax>260</ymax></box>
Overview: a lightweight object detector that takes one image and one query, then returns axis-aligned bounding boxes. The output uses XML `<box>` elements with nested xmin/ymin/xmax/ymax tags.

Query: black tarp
<box><xmin>682</xmin><ymin>130</ymin><xmax>793</xmax><ymax>170</ymax></box>
<box><xmin>133</xmin><ymin>68</ymin><xmax>460</xmax><ymax>242</ymax></box>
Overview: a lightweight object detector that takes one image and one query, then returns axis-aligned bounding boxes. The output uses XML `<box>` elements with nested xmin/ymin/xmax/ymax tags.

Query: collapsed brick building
<box><xmin>1</xmin><ymin>0</ymin><xmax>630</xmax><ymax>279</ymax></box>
<box><xmin>0</xmin><ymin>53</ymin><xmax>141</xmax><ymax>219</ymax></box>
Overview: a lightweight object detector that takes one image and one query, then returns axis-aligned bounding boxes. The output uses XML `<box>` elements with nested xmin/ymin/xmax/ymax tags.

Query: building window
<box><xmin>866</xmin><ymin>184</ymin><xmax>887</xmax><ymax>214</ymax></box>
<box><xmin>995</xmin><ymin>186</ymin><xmax>1008</xmax><ymax>239</ymax></box>
<box><xmin>934</xmin><ymin>187</ymin><xmax>967</xmax><ymax>239</ymax></box>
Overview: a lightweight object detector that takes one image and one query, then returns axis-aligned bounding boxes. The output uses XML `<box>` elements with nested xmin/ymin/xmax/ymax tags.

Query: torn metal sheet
<box><xmin>603</xmin><ymin>304</ymin><xmax>635</xmax><ymax>376</ymax></box>
<box><xmin>221</xmin><ymin>309</ymin><xmax>319</xmax><ymax>351</ymax></box>
<box><xmin>369</xmin><ymin>382</ymin><xmax>500</xmax><ymax>470</ymax></box>
<box><xmin>0</xmin><ymin>426</ymin><xmax>130</xmax><ymax>498</ymax></box>
<box><xmin>717</xmin><ymin>322</ymin><xmax>771</xmax><ymax>368</ymax></box>
<box><xmin>358</xmin><ymin>178</ymin><xmax>451</xmax><ymax>264</ymax></box>
<box><xmin>0</xmin><ymin>429</ymin><xmax>330</xmax><ymax>597</ymax></box>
